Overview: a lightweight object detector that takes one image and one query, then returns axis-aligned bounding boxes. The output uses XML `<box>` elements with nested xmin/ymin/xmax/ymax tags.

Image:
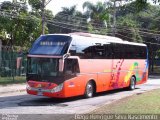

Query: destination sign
<box><xmin>40</xmin><ymin>41</ymin><xmax>66</xmax><ymax>46</ymax></box>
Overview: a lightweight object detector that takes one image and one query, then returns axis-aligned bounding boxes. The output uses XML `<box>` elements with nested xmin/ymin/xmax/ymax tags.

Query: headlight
<box><xmin>51</xmin><ymin>83</ymin><xmax>63</xmax><ymax>93</ymax></box>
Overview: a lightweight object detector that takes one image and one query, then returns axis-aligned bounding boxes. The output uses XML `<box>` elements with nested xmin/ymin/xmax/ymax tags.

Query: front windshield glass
<box><xmin>27</xmin><ymin>58</ymin><xmax>80</xmax><ymax>83</ymax></box>
<box><xmin>27</xmin><ymin>57</ymin><xmax>58</xmax><ymax>77</ymax></box>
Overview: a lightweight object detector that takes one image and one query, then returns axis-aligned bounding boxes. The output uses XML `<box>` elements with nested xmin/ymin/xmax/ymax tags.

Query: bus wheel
<box><xmin>129</xmin><ymin>76</ymin><xmax>136</xmax><ymax>90</ymax></box>
<box><xmin>84</xmin><ymin>81</ymin><xmax>94</xmax><ymax>98</ymax></box>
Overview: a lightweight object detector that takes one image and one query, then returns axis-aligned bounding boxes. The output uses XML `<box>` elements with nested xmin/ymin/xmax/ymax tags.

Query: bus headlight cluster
<box><xmin>51</xmin><ymin>83</ymin><xmax>63</xmax><ymax>93</ymax></box>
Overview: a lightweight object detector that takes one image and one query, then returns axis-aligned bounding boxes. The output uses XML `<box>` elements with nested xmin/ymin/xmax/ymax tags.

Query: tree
<box><xmin>28</xmin><ymin>0</ymin><xmax>42</xmax><ymax>11</ymax></box>
<box><xmin>116</xmin><ymin>14</ymin><xmax>143</xmax><ymax>43</ymax></box>
<box><xmin>128</xmin><ymin>0</ymin><xmax>160</xmax><ymax>11</ymax></box>
<box><xmin>48</xmin><ymin>5</ymin><xmax>88</xmax><ymax>33</ymax></box>
<box><xmin>28</xmin><ymin>0</ymin><xmax>53</xmax><ymax>34</ymax></box>
<box><xmin>83</xmin><ymin>1</ymin><xmax>109</xmax><ymax>30</ymax></box>
<box><xmin>0</xmin><ymin>1</ymin><xmax>42</xmax><ymax>47</ymax></box>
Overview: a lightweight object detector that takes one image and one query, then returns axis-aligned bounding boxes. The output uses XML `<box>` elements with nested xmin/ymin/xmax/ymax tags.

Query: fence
<box><xmin>155</xmin><ymin>59</ymin><xmax>160</xmax><ymax>66</ymax></box>
<box><xmin>0</xmin><ymin>46</ymin><xmax>27</xmax><ymax>84</ymax></box>
<box><xmin>151</xmin><ymin>59</ymin><xmax>160</xmax><ymax>74</ymax></box>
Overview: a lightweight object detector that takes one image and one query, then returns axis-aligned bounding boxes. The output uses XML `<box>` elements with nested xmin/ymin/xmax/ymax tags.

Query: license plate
<box><xmin>37</xmin><ymin>89</ymin><xmax>43</xmax><ymax>96</ymax></box>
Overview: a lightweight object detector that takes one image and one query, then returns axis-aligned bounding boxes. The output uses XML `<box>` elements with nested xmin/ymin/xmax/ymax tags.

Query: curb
<box><xmin>0</xmin><ymin>84</ymin><xmax>26</xmax><ymax>95</ymax></box>
<box><xmin>148</xmin><ymin>75</ymin><xmax>160</xmax><ymax>79</ymax></box>
<box><xmin>0</xmin><ymin>89</ymin><xmax>26</xmax><ymax>95</ymax></box>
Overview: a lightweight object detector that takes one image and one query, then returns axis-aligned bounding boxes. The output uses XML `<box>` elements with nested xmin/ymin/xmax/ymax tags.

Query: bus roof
<box><xmin>43</xmin><ymin>33</ymin><xmax>147</xmax><ymax>47</ymax></box>
<box><xmin>70</xmin><ymin>32</ymin><xmax>123</xmax><ymax>41</ymax></box>
<box><xmin>70</xmin><ymin>33</ymin><xmax>146</xmax><ymax>47</ymax></box>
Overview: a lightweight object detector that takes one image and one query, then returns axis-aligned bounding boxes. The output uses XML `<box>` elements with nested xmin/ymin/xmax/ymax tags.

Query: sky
<box><xmin>0</xmin><ymin>0</ymin><xmax>105</xmax><ymax>15</ymax></box>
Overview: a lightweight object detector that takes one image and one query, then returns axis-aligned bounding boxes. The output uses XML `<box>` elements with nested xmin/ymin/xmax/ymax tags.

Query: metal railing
<box><xmin>0</xmin><ymin>47</ymin><xmax>27</xmax><ymax>84</ymax></box>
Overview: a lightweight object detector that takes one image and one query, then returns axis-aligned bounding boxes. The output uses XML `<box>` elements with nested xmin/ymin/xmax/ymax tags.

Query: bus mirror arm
<box><xmin>59</xmin><ymin>53</ymin><xmax>71</xmax><ymax>72</ymax></box>
<box><xmin>63</xmin><ymin>53</ymin><xmax>70</xmax><ymax>59</ymax></box>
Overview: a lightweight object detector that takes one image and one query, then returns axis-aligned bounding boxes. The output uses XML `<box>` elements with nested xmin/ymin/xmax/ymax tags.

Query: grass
<box><xmin>91</xmin><ymin>89</ymin><xmax>160</xmax><ymax>114</ymax></box>
<box><xmin>0</xmin><ymin>76</ymin><xmax>26</xmax><ymax>85</ymax></box>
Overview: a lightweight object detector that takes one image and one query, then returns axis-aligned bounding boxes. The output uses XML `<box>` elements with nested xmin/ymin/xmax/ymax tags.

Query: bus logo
<box><xmin>37</xmin><ymin>84</ymin><xmax>42</xmax><ymax>88</ymax></box>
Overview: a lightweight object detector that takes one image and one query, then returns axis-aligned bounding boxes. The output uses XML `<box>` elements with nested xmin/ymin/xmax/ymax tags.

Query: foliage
<box><xmin>0</xmin><ymin>1</ymin><xmax>43</xmax><ymax>48</ymax></box>
<box><xmin>0</xmin><ymin>0</ymin><xmax>54</xmax><ymax>48</ymax></box>
<box><xmin>48</xmin><ymin>5</ymin><xmax>88</xmax><ymax>33</ymax></box>
<box><xmin>28</xmin><ymin>0</ymin><xmax>42</xmax><ymax>11</ymax></box>
<box><xmin>83</xmin><ymin>1</ymin><xmax>109</xmax><ymax>28</ymax></box>
<box><xmin>117</xmin><ymin>14</ymin><xmax>143</xmax><ymax>43</ymax></box>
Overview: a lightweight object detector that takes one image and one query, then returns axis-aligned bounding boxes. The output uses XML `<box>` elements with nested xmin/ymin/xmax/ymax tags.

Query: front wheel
<box><xmin>129</xmin><ymin>76</ymin><xmax>136</xmax><ymax>90</ymax></box>
<box><xmin>84</xmin><ymin>81</ymin><xmax>94</xmax><ymax>98</ymax></box>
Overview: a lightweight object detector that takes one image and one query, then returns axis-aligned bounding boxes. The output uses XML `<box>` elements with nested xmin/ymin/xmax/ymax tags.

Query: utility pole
<box><xmin>111</xmin><ymin>0</ymin><xmax>126</xmax><ymax>36</ymax></box>
<box><xmin>42</xmin><ymin>0</ymin><xmax>45</xmax><ymax>35</ymax></box>
<box><xmin>41</xmin><ymin>0</ymin><xmax>52</xmax><ymax>34</ymax></box>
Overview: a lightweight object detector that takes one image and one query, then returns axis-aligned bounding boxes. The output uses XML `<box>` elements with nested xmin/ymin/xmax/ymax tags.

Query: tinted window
<box><xmin>69</xmin><ymin>44</ymin><xmax>113</xmax><ymax>59</ymax></box>
<box><xmin>112</xmin><ymin>43</ymin><xmax>147</xmax><ymax>59</ymax></box>
<box><xmin>69</xmin><ymin>40</ymin><xmax>147</xmax><ymax>59</ymax></box>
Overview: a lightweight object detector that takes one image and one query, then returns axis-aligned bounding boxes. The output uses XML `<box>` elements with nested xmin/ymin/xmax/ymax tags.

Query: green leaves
<box><xmin>83</xmin><ymin>1</ymin><xmax>109</xmax><ymax>34</ymax></box>
<box><xmin>0</xmin><ymin>1</ymin><xmax>42</xmax><ymax>47</ymax></box>
<box><xmin>28</xmin><ymin>0</ymin><xmax>42</xmax><ymax>11</ymax></box>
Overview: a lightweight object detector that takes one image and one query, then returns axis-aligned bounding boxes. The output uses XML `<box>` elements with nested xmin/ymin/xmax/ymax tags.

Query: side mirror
<box><xmin>59</xmin><ymin>59</ymin><xmax>64</xmax><ymax>72</ymax></box>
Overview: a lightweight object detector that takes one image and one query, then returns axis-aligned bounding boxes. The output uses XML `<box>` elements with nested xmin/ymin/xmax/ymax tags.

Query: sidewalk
<box><xmin>0</xmin><ymin>83</ymin><xmax>26</xmax><ymax>94</ymax></box>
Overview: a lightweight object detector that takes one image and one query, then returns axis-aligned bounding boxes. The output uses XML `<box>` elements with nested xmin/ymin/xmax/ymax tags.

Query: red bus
<box><xmin>26</xmin><ymin>33</ymin><xmax>148</xmax><ymax>98</ymax></box>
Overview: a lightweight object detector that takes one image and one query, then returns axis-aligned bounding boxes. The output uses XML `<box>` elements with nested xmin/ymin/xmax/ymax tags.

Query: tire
<box><xmin>84</xmin><ymin>81</ymin><xmax>94</xmax><ymax>98</ymax></box>
<box><xmin>129</xmin><ymin>76</ymin><xmax>136</xmax><ymax>90</ymax></box>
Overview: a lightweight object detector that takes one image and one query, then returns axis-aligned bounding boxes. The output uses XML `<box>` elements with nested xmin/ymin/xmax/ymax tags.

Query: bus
<box><xmin>26</xmin><ymin>32</ymin><xmax>148</xmax><ymax>98</ymax></box>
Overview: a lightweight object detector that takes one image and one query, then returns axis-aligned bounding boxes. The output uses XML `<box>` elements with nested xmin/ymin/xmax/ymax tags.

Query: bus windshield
<box><xmin>29</xmin><ymin>35</ymin><xmax>71</xmax><ymax>55</ymax></box>
<box><xmin>27</xmin><ymin>58</ymin><xmax>59</xmax><ymax>77</ymax></box>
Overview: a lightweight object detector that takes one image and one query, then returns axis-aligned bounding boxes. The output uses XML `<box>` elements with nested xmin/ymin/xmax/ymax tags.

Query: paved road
<box><xmin>0</xmin><ymin>76</ymin><xmax>159</xmax><ymax>115</ymax></box>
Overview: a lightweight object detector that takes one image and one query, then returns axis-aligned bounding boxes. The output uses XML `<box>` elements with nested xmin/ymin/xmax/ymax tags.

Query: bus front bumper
<box><xmin>26</xmin><ymin>84</ymin><xmax>65</xmax><ymax>98</ymax></box>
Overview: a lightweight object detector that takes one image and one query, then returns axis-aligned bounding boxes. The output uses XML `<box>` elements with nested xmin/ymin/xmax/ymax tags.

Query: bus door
<box><xmin>63</xmin><ymin>58</ymin><xmax>84</xmax><ymax>96</ymax></box>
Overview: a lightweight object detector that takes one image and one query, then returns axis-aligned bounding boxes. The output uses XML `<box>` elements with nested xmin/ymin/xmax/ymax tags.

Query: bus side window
<box><xmin>112</xmin><ymin>43</ymin><xmax>120</xmax><ymax>59</ymax></box>
<box><xmin>124</xmin><ymin>44</ymin><xmax>130</xmax><ymax>59</ymax></box>
<box><xmin>105</xmin><ymin>44</ymin><xmax>112</xmax><ymax>59</ymax></box>
<box><xmin>92</xmin><ymin>45</ymin><xmax>105</xmax><ymax>59</ymax></box>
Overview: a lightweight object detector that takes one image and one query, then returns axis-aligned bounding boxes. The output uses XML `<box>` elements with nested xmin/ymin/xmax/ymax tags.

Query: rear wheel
<box><xmin>129</xmin><ymin>76</ymin><xmax>136</xmax><ymax>90</ymax></box>
<box><xmin>84</xmin><ymin>81</ymin><xmax>94</xmax><ymax>98</ymax></box>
